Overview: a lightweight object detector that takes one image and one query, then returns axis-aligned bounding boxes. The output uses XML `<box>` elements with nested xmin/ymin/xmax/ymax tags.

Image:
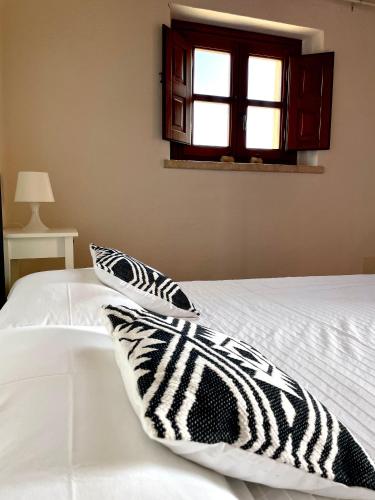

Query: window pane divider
<box><xmin>193</xmin><ymin>94</ymin><xmax>232</xmax><ymax>103</ymax></box>
<box><xmin>246</xmin><ymin>99</ymin><xmax>282</xmax><ymax>108</ymax></box>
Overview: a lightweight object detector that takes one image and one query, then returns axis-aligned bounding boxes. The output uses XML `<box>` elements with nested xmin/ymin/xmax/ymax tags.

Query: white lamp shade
<box><xmin>15</xmin><ymin>171</ymin><xmax>55</xmax><ymax>203</ymax></box>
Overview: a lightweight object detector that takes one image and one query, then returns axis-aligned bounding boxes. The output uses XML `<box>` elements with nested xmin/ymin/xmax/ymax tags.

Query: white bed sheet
<box><xmin>0</xmin><ymin>325</ymin><xmax>250</xmax><ymax>500</ymax></box>
<box><xmin>0</xmin><ymin>268</ymin><xmax>135</xmax><ymax>331</ymax></box>
<box><xmin>2</xmin><ymin>269</ymin><xmax>375</xmax><ymax>500</ymax></box>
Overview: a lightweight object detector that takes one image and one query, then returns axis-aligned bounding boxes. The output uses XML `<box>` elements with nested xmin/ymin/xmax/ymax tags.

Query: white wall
<box><xmin>1</xmin><ymin>0</ymin><xmax>375</xmax><ymax>280</ymax></box>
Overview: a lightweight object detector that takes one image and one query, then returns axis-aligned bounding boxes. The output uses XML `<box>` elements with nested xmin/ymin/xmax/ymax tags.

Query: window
<box><xmin>163</xmin><ymin>21</ymin><xmax>334</xmax><ymax>164</ymax></box>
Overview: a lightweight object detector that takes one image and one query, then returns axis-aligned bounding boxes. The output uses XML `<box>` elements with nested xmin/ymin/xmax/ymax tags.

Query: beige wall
<box><xmin>1</xmin><ymin>0</ymin><xmax>375</xmax><ymax>281</ymax></box>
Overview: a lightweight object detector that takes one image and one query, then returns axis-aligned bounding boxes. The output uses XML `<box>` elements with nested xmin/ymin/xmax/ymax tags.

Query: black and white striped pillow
<box><xmin>90</xmin><ymin>244</ymin><xmax>199</xmax><ymax>318</ymax></box>
<box><xmin>103</xmin><ymin>304</ymin><xmax>375</xmax><ymax>499</ymax></box>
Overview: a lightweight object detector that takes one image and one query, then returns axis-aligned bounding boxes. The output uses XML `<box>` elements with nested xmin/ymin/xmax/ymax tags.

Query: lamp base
<box><xmin>23</xmin><ymin>202</ymin><xmax>49</xmax><ymax>232</ymax></box>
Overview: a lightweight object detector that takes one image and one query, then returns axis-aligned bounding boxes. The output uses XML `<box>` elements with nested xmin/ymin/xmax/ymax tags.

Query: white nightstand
<box><xmin>3</xmin><ymin>228</ymin><xmax>78</xmax><ymax>291</ymax></box>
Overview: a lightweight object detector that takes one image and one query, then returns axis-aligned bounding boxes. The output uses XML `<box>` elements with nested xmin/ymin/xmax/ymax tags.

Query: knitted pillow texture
<box><xmin>103</xmin><ymin>304</ymin><xmax>375</xmax><ymax>499</ymax></box>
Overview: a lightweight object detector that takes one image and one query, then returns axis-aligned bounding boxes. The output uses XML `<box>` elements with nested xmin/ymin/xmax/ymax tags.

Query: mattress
<box><xmin>1</xmin><ymin>268</ymin><xmax>375</xmax><ymax>500</ymax></box>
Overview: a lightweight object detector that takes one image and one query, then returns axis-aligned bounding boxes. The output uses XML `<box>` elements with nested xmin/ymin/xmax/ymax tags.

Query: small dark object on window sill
<box><xmin>220</xmin><ymin>156</ymin><xmax>235</xmax><ymax>162</ymax></box>
<box><xmin>250</xmin><ymin>157</ymin><xmax>263</xmax><ymax>164</ymax></box>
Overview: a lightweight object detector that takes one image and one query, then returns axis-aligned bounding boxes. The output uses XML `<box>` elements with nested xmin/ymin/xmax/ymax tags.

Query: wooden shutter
<box><xmin>286</xmin><ymin>52</ymin><xmax>334</xmax><ymax>150</ymax></box>
<box><xmin>162</xmin><ymin>25</ymin><xmax>192</xmax><ymax>144</ymax></box>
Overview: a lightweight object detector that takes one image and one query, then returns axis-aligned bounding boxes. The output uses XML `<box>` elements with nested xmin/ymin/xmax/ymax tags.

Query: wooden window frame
<box><xmin>170</xmin><ymin>21</ymin><xmax>302</xmax><ymax>164</ymax></box>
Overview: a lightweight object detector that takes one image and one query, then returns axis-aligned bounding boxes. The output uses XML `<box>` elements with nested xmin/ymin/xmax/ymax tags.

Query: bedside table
<box><xmin>3</xmin><ymin>228</ymin><xmax>78</xmax><ymax>291</ymax></box>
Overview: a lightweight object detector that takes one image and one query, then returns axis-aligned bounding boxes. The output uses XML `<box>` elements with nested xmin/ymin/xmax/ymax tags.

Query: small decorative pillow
<box><xmin>103</xmin><ymin>304</ymin><xmax>375</xmax><ymax>499</ymax></box>
<box><xmin>90</xmin><ymin>244</ymin><xmax>198</xmax><ymax>318</ymax></box>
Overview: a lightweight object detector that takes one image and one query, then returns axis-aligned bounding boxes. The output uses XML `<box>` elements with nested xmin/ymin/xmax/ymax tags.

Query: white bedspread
<box><xmin>2</xmin><ymin>269</ymin><xmax>375</xmax><ymax>500</ymax></box>
<box><xmin>0</xmin><ymin>326</ymin><xmax>249</xmax><ymax>500</ymax></box>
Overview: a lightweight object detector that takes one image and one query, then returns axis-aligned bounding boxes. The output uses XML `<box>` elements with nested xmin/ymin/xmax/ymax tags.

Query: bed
<box><xmin>1</xmin><ymin>268</ymin><xmax>374</xmax><ymax>500</ymax></box>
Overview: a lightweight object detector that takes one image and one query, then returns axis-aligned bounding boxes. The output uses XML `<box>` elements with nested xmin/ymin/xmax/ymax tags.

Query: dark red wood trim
<box><xmin>172</xmin><ymin>20</ymin><xmax>302</xmax><ymax>51</ymax></box>
<box><xmin>163</xmin><ymin>25</ymin><xmax>192</xmax><ymax>144</ymax></box>
<box><xmin>193</xmin><ymin>94</ymin><xmax>232</xmax><ymax>104</ymax></box>
<box><xmin>169</xmin><ymin>20</ymin><xmax>301</xmax><ymax>163</ymax></box>
<box><xmin>286</xmin><ymin>52</ymin><xmax>334</xmax><ymax>150</ymax></box>
<box><xmin>246</xmin><ymin>100</ymin><xmax>282</xmax><ymax>108</ymax></box>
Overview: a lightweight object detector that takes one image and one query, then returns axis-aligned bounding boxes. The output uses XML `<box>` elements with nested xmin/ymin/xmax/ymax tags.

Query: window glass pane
<box><xmin>247</xmin><ymin>56</ymin><xmax>282</xmax><ymax>102</ymax></box>
<box><xmin>193</xmin><ymin>101</ymin><xmax>230</xmax><ymax>147</ymax></box>
<box><xmin>246</xmin><ymin>106</ymin><xmax>280</xmax><ymax>149</ymax></box>
<box><xmin>194</xmin><ymin>48</ymin><xmax>231</xmax><ymax>97</ymax></box>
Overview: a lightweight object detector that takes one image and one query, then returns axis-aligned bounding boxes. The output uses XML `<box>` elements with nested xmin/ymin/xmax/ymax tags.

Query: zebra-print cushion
<box><xmin>90</xmin><ymin>244</ymin><xmax>198</xmax><ymax>318</ymax></box>
<box><xmin>103</xmin><ymin>304</ymin><xmax>375</xmax><ymax>498</ymax></box>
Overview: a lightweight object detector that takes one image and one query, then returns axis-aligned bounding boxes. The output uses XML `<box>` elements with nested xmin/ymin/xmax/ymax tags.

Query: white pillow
<box><xmin>0</xmin><ymin>268</ymin><xmax>135</xmax><ymax>330</ymax></box>
<box><xmin>90</xmin><ymin>244</ymin><xmax>199</xmax><ymax>318</ymax></box>
<box><xmin>103</xmin><ymin>304</ymin><xmax>375</xmax><ymax>500</ymax></box>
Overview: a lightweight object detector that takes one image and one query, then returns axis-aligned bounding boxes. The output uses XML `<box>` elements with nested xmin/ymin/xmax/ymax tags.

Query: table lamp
<box><xmin>15</xmin><ymin>171</ymin><xmax>55</xmax><ymax>231</ymax></box>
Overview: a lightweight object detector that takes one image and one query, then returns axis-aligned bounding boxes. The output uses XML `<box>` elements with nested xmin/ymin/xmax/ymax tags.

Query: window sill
<box><xmin>164</xmin><ymin>159</ymin><xmax>324</xmax><ymax>174</ymax></box>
